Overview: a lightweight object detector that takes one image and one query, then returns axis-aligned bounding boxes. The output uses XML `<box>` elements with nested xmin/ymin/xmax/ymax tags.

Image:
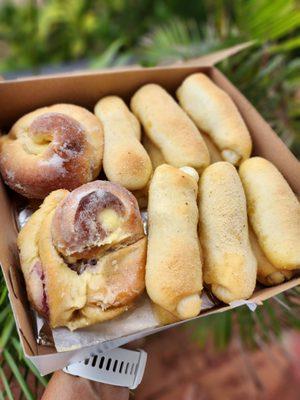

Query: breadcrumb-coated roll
<box><xmin>199</xmin><ymin>162</ymin><xmax>257</xmax><ymax>303</ymax></box>
<box><xmin>146</xmin><ymin>164</ymin><xmax>203</xmax><ymax>319</ymax></box>
<box><xmin>177</xmin><ymin>73</ymin><xmax>252</xmax><ymax>165</ymax></box>
<box><xmin>249</xmin><ymin>228</ymin><xmax>293</xmax><ymax>286</ymax></box>
<box><xmin>131</xmin><ymin>84</ymin><xmax>210</xmax><ymax>173</ymax></box>
<box><xmin>94</xmin><ymin>96</ymin><xmax>152</xmax><ymax>190</ymax></box>
<box><xmin>239</xmin><ymin>157</ymin><xmax>300</xmax><ymax>270</ymax></box>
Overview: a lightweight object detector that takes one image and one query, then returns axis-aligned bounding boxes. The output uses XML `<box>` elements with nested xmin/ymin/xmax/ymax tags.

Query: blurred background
<box><xmin>0</xmin><ymin>1</ymin><xmax>299</xmax><ymax>399</ymax></box>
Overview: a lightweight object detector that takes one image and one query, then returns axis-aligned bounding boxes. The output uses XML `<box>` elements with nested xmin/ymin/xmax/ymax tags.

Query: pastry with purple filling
<box><xmin>17</xmin><ymin>181</ymin><xmax>146</xmax><ymax>330</ymax></box>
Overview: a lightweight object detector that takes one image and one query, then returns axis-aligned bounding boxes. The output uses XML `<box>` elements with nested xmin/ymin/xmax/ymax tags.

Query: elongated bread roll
<box><xmin>94</xmin><ymin>96</ymin><xmax>152</xmax><ymax>190</ymax></box>
<box><xmin>142</xmin><ymin>135</ymin><xmax>165</xmax><ymax>170</ymax></box>
<box><xmin>240</xmin><ymin>157</ymin><xmax>300</xmax><ymax>270</ymax></box>
<box><xmin>143</xmin><ymin>131</ymin><xmax>221</xmax><ymax>168</ymax></box>
<box><xmin>177</xmin><ymin>73</ymin><xmax>252</xmax><ymax>165</ymax></box>
<box><xmin>146</xmin><ymin>164</ymin><xmax>203</xmax><ymax>319</ymax></box>
<box><xmin>249</xmin><ymin>228</ymin><xmax>293</xmax><ymax>286</ymax></box>
<box><xmin>202</xmin><ymin>133</ymin><xmax>222</xmax><ymax>163</ymax></box>
<box><xmin>135</xmin><ymin>136</ymin><xmax>165</xmax><ymax>208</ymax></box>
<box><xmin>199</xmin><ymin>162</ymin><xmax>257</xmax><ymax>303</ymax></box>
<box><xmin>131</xmin><ymin>84</ymin><xmax>210</xmax><ymax>173</ymax></box>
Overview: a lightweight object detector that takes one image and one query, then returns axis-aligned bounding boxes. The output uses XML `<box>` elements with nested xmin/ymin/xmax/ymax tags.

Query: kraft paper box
<box><xmin>0</xmin><ymin>43</ymin><xmax>299</xmax><ymax>375</ymax></box>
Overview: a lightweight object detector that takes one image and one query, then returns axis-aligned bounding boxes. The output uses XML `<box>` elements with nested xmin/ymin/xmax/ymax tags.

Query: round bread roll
<box><xmin>0</xmin><ymin>104</ymin><xmax>103</xmax><ymax>199</ymax></box>
<box><xmin>177</xmin><ymin>73</ymin><xmax>252</xmax><ymax>165</ymax></box>
<box><xmin>199</xmin><ymin>161</ymin><xmax>257</xmax><ymax>303</ymax></box>
<box><xmin>94</xmin><ymin>96</ymin><xmax>152</xmax><ymax>190</ymax></box>
<box><xmin>239</xmin><ymin>157</ymin><xmax>300</xmax><ymax>270</ymax></box>
<box><xmin>146</xmin><ymin>164</ymin><xmax>203</xmax><ymax>320</ymax></box>
<box><xmin>18</xmin><ymin>181</ymin><xmax>146</xmax><ymax>330</ymax></box>
<box><xmin>131</xmin><ymin>84</ymin><xmax>210</xmax><ymax>173</ymax></box>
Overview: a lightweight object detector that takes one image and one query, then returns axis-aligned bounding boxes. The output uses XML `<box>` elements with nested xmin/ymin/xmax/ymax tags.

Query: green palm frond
<box><xmin>0</xmin><ymin>271</ymin><xmax>48</xmax><ymax>399</ymax></box>
<box><xmin>235</xmin><ymin>0</ymin><xmax>300</xmax><ymax>43</ymax></box>
<box><xmin>89</xmin><ymin>38</ymin><xmax>130</xmax><ymax>69</ymax></box>
<box><xmin>219</xmin><ymin>47</ymin><xmax>299</xmax><ymax>152</ymax></box>
<box><xmin>137</xmin><ymin>18</ymin><xmax>236</xmax><ymax>66</ymax></box>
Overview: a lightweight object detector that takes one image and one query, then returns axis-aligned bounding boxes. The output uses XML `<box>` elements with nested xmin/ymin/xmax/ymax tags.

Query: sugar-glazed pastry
<box><xmin>177</xmin><ymin>73</ymin><xmax>252</xmax><ymax>165</ymax></box>
<box><xmin>0</xmin><ymin>104</ymin><xmax>103</xmax><ymax>199</ymax></box>
<box><xmin>146</xmin><ymin>164</ymin><xmax>203</xmax><ymax>319</ymax></box>
<box><xmin>239</xmin><ymin>157</ymin><xmax>300</xmax><ymax>270</ymax></box>
<box><xmin>199</xmin><ymin>162</ymin><xmax>257</xmax><ymax>303</ymax></box>
<box><xmin>94</xmin><ymin>96</ymin><xmax>152</xmax><ymax>190</ymax></box>
<box><xmin>17</xmin><ymin>181</ymin><xmax>146</xmax><ymax>330</ymax></box>
<box><xmin>131</xmin><ymin>84</ymin><xmax>210</xmax><ymax>173</ymax></box>
<box><xmin>249</xmin><ymin>228</ymin><xmax>293</xmax><ymax>286</ymax></box>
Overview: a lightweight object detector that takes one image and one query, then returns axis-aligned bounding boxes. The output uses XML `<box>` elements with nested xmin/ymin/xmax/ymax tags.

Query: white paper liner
<box><xmin>29</xmin><ymin>291</ymin><xmax>215</xmax><ymax>352</ymax></box>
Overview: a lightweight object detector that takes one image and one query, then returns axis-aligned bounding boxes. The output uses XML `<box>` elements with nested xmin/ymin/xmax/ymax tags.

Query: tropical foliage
<box><xmin>0</xmin><ymin>272</ymin><xmax>48</xmax><ymax>399</ymax></box>
<box><xmin>0</xmin><ymin>0</ymin><xmax>299</xmax><ymax>398</ymax></box>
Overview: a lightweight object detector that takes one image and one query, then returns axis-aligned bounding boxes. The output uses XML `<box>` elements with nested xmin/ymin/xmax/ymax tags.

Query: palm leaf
<box><xmin>89</xmin><ymin>39</ymin><xmax>126</xmax><ymax>69</ymax></box>
<box><xmin>3</xmin><ymin>350</ymin><xmax>34</xmax><ymax>400</ymax></box>
<box><xmin>137</xmin><ymin>18</ymin><xmax>233</xmax><ymax>66</ymax></box>
<box><xmin>0</xmin><ymin>365</ymin><xmax>14</xmax><ymax>400</ymax></box>
<box><xmin>0</xmin><ymin>270</ymin><xmax>47</xmax><ymax>399</ymax></box>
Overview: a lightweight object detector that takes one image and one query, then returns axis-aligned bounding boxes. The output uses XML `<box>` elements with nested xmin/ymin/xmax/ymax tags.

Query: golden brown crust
<box><xmin>142</xmin><ymin>135</ymin><xmax>166</xmax><ymax>170</ymax></box>
<box><xmin>249</xmin><ymin>228</ymin><xmax>293</xmax><ymax>286</ymax></box>
<box><xmin>52</xmin><ymin>180</ymin><xmax>144</xmax><ymax>259</ymax></box>
<box><xmin>94</xmin><ymin>96</ymin><xmax>152</xmax><ymax>190</ymax></box>
<box><xmin>239</xmin><ymin>157</ymin><xmax>300</xmax><ymax>270</ymax></box>
<box><xmin>177</xmin><ymin>73</ymin><xmax>252</xmax><ymax>165</ymax></box>
<box><xmin>131</xmin><ymin>84</ymin><xmax>210</xmax><ymax>173</ymax></box>
<box><xmin>199</xmin><ymin>162</ymin><xmax>257</xmax><ymax>303</ymax></box>
<box><xmin>0</xmin><ymin>104</ymin><xmax>103</xmax><ymax>198</ymax></box>
<box><xmin>146</xmin><ymin>164</ymin><xmax>203</xmax><ymax>319</ymax></box>
<box><xmin>17</xmin><ymin>181</ymin><xmax>146</xmax><ymax>330</ymax></box>
<box><xmin>202</xmin><ymin>133</ymin><xmax>223</xmax><ymax>163</ymax></box>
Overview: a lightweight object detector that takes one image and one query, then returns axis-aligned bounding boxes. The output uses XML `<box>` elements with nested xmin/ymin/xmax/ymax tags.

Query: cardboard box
<box><xmin>0</xmin><ymin>44</ymin><xmax>299</xmax><ymax>375</ymax></box>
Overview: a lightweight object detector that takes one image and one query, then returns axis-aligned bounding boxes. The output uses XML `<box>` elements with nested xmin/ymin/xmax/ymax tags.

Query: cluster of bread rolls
<box><xmin>1</xmin><ymin>72</ymin><xmax>298</xmax><ymax>330</ymax></box>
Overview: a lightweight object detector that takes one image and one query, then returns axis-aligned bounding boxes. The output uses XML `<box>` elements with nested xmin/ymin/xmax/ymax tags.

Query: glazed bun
<box><xmin>17</xmin><ymin>181</ymin><xmax>146</xmax><ymax>330</ymax></box>
<box><xmin>0</xmin><ymin>104</ymin><xmax>103</xmax><ymax>199</ymax></box>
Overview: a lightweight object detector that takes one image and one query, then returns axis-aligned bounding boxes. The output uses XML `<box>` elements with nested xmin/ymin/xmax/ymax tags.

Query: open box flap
<box><xmin>177</xmin><ymin>41</ymin><xmax>254</xmax><ymax>67</ymax></box>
